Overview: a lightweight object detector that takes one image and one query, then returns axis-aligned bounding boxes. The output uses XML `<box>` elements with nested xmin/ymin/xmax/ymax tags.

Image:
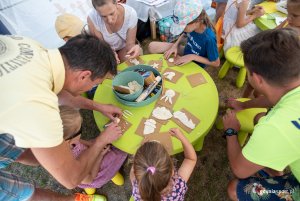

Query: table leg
<box><xmin>150</xmin><ymin>20</ymin><xmax>157</xmax><ymax>40</ymax></box>
<box><xmin>193</xmin><ymin>136</ymin><xmax>205</xmax><ymax>151</ymax></box>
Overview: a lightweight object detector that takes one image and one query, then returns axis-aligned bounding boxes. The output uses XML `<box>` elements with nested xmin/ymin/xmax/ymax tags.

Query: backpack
<box><xmin>158</xmin><ymin>16</ymin><xmax>179</xmax><ymax>42</ymax></box>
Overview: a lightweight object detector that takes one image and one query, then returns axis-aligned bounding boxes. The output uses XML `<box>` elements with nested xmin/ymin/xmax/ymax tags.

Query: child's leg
<box><xmin>148</xmin><ymin>41</ymin><xmax>174</xmax><ymax>54</ymax></box>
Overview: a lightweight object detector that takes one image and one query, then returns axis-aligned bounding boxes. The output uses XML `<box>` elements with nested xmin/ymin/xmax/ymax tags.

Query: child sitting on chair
<box><xmin>130</xmin><ymin>128</ymin><xmax>197</xmax><ymax>201</ymax></box>
<box><xmin>59</xmin><ymin>105</ymin><xmax>127</xmax><ymax>195</ymax></box>
<box><xmin>222</xmin><ymin>0</ymin><xmax>265</xmax><ymax>52</ymax></box>
<box><xmin>148</xmin><ymin>0</ymin><xmax>220</xmax><ymax>68</ymax></box>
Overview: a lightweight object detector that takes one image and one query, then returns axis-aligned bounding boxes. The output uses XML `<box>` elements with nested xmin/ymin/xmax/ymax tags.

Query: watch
<box><xmin>223</xmin><ymin>128</ymin><xmax>238</xmax><ymax>138</ymax></box>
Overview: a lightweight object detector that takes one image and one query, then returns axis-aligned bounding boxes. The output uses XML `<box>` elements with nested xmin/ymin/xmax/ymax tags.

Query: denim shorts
<box><xmin>0</xmin><ymin>134</ymin><xmax>34</xmax><ymax>201</ymax></box>
<box><xmin>237</xmin><ymin>173</ymin><xmax>300</xmax><ymax>201</ymax></box>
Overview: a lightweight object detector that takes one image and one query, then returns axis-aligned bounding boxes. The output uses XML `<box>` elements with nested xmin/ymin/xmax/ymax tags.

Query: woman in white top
<box><xmin>222</xmin><ymin>0</ymin><xmax>265</xmax><ymax>52</ymax></box>
<box><xmin>88</xmin><ymin>0</ymin><xmax>141</xmax><ymax>63</ymax></box>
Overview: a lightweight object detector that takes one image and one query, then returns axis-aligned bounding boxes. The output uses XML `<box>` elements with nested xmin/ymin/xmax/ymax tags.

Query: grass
<box><xmin>6</xmin><ymin>38</ymin><xmax>246</xmax><ymax>201</ymax></box>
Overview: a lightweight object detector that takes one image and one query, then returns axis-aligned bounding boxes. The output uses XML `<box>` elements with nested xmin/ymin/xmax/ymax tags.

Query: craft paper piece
<box><xmin>148</xmin><ymin>60</ymin><xmax>163</xmax><ymax>72</ymax></box>
<box><xmin>162</xmin><ymin>68</ymin><xmax>183</xmax><ymax>84</ymax></box>
<box><xmin>125</xmin><ymin>56</ymin><xmax>145</xmax><ymax>66</ymax></box>
<box><xmin>186</xmin><ymin>73</ymin><xmax>207</xmax><ymax>88</ymax></box>
<box><xmin>104</xmin><ymin>117</ymin><xmax>132</xmax><ymax>133</ymax></box>
<box><xmin>166</xmin><ymin>57</ymin><xmax>176</xmax><ymax>67</ymax></box>
<box><xmin>172</xmin><ymin>108</ymin><xmax>200</xmax><ymax>133</ymax></box>
<box><xmin>135</xmin><ymin>118</ymin><xmax>162</xmax><ymax>136</ymax></box>
<box><xmin>144</xmin><ymin>132</ymin><xmax>173</xmax><ymax>155</ymax></box>
<box><xmin>275</xmin><ymin>16</ymin><xmax>286</xmax><ymax>26</ymax></box>
<box><xmin>151</xmin><ymin>105</ymin><xmax>173</xmax><ymax>125</ymax></box>
<box><xmin>157</xmin><ymin>88</ymin><xmax>180</xmax><ymax>108</ymax></box>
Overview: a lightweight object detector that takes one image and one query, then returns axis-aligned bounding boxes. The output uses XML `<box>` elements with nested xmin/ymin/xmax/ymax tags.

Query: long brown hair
<box><xmin>133</xmin><ymin>141</ymin><xmax>174</xmax><ymax>201</ymax></box>
<box><xmin>189</xmin><ymin>10</ymin><xmax>216</xmax><ymax>33</ymax></box>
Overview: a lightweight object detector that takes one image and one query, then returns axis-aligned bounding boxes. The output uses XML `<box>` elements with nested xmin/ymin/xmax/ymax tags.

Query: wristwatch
<box><xmin>223</xmin><ymin>128</ymin><xmax>238</xmax><ymax>138</ymax></box>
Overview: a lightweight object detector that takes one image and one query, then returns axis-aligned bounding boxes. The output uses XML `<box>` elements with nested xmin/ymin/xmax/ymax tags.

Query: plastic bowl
<box><xmin>112</xmin><ymin>71</ymin><xmax>144</xmax><ymax>101</ymax></box>
<box><xmin>114</xmin><ymin>65</ymin><xmax>163</xmax><ymax>107</ymax></box>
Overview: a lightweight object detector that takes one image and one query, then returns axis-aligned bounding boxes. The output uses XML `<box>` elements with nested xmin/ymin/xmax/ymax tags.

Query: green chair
<box><xmin>216</xmin><ymin>98</ymin><xmax>267</xmax><ymax>146</ymax></box>
<box><xmin>218</xmin><ymin>46</ymin><xmax>246</xmax><ymax>88</ymax></box>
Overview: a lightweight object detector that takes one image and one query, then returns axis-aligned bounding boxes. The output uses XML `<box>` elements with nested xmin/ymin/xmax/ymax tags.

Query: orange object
<box><xmin>215</xmin><ymin>16</ymin><xmax>224</xmax><ymax>52</ymax></box>
<box><xmin>211</xmin><ymin>2</ymin><xmax>217</xmax><ymax>9</ymax></box>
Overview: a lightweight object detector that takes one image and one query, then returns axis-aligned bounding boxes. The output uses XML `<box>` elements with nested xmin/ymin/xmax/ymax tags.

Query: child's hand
<box><xmin>100</xmin><ymin>144</ymin><xmax>111</xmax><ymax>157</ymax></box>
<box><xmin>101</xmin><ymin>122</ymin><xmax>122</xmax><ymax>144</ymax></box>
<box><xmin>169</xmin><ymin>128</ymin><xmax>184</xmax><ymax>139</ymax></box>
<box><xmin>164</xmin><ymin>45</ymin><xmax>178</xmax><ymax>59</ymax></box>
<box><xmin>225</xmin><ymin>98</ymin><xmax>244</xmax><ymax>111</ymax></box>
<box><xmin>174</xmin><ymin>55</ymin><xmax>192</xmax><ymax>66</ymax></box>
<box><xmin>253</xmin><ymin>7</ymin><xmax>265</xmax><ymax>18</ymax></box>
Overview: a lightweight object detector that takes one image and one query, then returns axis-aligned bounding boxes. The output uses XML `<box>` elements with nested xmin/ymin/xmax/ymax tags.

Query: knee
<box><xmin>227</xmin><ymin>179</ymin><xmax>239</xmax><ymax>201</ymax></box>
<box><xmin>148</xmin><ymin>42</ymin><xmax>157</xmax><ymax>54</ymax></box>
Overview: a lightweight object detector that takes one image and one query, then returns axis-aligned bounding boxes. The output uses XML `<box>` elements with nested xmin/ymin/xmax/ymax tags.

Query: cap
<box><xmin>55</xmin><ymin>13</ymin><xmax>84</xmax><ymax>39</ymax></box>
<box><xmin>170</xmin><ymin>0</ymin><xmax>203</xmax><ymax>36</ymax></box>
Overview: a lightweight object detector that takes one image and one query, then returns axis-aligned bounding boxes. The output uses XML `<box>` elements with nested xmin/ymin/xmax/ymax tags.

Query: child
<box><xmin>222</xmin><ymin>0</ymin><xmax>265</xmax><ymax>52</ymax></box>
<box><xmin>55</xmin><ymin>13</ymin><xmax>86</xmax><ymax>42</ymax></box>
<box><xmin>59</xmin><ymin>105</ymin><xmax>127</xmax><ymax>195</ymax></box>
<box><xmin>237</xmin><ymin>0</ymin><xmax>300</xmax><ymax>98</ymax></box>
<box><xmin>130</xmin><ymin>128</ymin><xmax>197</xmax><ymax>201</ymax></box>
<box><xmin>148</xmin><ymin>0</ymin><xmax>220</xmax><ymax>68</ymax></box>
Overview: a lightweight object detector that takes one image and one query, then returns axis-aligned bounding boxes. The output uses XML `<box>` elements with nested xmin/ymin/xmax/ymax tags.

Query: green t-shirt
<box><xmin>242</xmin><ymin>86</ymin><xmax>300</xmax><ymax>182</ymax></box>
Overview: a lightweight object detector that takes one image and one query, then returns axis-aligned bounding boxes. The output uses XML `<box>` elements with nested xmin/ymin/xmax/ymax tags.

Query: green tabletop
<box><xmin>254</xmin><ymin>1</ymin><xmax>286</xmax><ymax>31</ymax></box>
<box><xmin>93</xmin><ymin>54</ymin><xmax>219</xmax><ymax>155</ymax></box>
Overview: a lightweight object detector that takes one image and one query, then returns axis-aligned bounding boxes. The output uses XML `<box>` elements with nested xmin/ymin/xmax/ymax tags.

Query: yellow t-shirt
<box><xmin>242</xmin><ymin>86</ymin><xmax>300</xmax><ymax>182</ymax></box>
<box><xmin>0</xmin><ymin>35</ymin><xmax>65</xmax><ymax>148</ymax></box>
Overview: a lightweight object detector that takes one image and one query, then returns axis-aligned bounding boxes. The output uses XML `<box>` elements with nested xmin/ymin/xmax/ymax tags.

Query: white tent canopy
<box><xmin>0</xmin><ymin>0</ymin><xmax>93</xmax><ymax>48</ymax></box>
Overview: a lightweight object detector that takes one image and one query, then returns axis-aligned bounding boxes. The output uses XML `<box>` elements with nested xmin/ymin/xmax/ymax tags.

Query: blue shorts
<box><xmin>0</xmin><ymin>134</ymin><xmax>34</xmax><ymax>201</ymax></box>
<box><xmin>237</xmin><ymin>173</ymin><xmax>300</xmax><ymax>201</ymax></box>
<box><xmin>214</xmin><ymin>0</ymin><xmax>228</xmax><ymax>3</ymax></box>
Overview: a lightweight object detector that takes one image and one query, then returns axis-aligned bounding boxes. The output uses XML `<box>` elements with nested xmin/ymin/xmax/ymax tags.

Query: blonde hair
<box><xmin>190</xmin><ymin>10</ymin><xmax>216</xmax><ymax>33</ymax></box>
<box><xmin>59</xmin><ymin>105</ymin><xmax>82</xmax><ymax>139</ymax></box>
<box><xmin>133</xmin><ymin>141</ymin><xmax>174</xmax><ymax>201</ymax></box>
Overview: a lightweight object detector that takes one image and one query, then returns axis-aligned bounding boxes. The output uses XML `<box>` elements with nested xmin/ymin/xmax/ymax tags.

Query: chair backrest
<box><xmin>215</xmin><ymin>16</ymin><xmax>224</xmax><ymax>52</ymax></box>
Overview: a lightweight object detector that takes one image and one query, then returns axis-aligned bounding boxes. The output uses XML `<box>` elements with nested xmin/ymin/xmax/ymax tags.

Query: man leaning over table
<box><xmin>0</xmin><ymin>34</ymin><xmax>123</xmax><ymax>201</ymax></box>
<box><xmin>222</xmin><ymin>28</ymin><xmax>300</xmax><ymax>201</ymax></box>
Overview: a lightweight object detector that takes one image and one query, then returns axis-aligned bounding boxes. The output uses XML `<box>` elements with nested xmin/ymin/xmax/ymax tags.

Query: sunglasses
<box><xmin>65</xmin><ymin>126</ymin><xmax>82</xmax><ymax>141</ymax></box>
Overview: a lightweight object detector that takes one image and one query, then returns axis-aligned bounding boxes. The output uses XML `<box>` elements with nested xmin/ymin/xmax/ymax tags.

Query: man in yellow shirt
<box><xmin>223</xmin><ymin>28</ymin><xmax>300</xmax><ymax>201</ymax></box>
<box><xmin>0</xmin><ymin>34</ymin><xmax>122</xmax><ymax>201</ymax></box>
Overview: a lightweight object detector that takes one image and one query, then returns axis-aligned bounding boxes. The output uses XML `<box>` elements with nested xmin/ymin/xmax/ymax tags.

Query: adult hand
<box><xmin>99</xmin><ymin>104</ymin><xmax>122</xmax><ymax>120</ymax></box>
<box><xmin>225</xmin><ymin>99</ymin><xmax>244</xmax><ymax>111</ymax></box>
<box><xmin>164</xmin><ymin>44</ymin><xmax>178</xmax><ymax>59</ymax></box>
<box><xmin>126</xmin><ymin>44</ymin><xmax>140</xmax><ymax>59</ymax></box>
<box><xmin>223</xmin><ymin>110</ymin><xmax>241</xmax><ymax>131</ymax></box>
<box><xmin>101</xmin><ymin>122</ymin><xmax>122</xmax><ymax>144</ymax></box>
<box><xmin>174</xmin><ymin>55</ymin><xmax>193</xmax><ymax>66</ymax></box>
<box><xmin>114</xmin><ymin>51</ymin><xmax>120</xmax><ymax>64</ymax></box>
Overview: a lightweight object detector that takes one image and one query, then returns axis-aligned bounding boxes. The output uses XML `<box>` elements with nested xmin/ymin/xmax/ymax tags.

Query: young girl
<box><xmin>130</xmin><ymin>128</ymin><xmax>197</xmax><ymax>201</ymax></box>
<box><xmin>148</xmin><ymin>0</ymin><xmax>220</xmax><ymax>68</ymax></box>
<box><xmin>222</xmin><ymin>0</ymin><xmax>265</xmax><ymax>52</ymax></box>
<box><xmin>88</xmin><ymin>0</ymin><xmax>141</xmax><ymax>63</ymax></box>
<box><xmin>59</xmin><ymin>105</ymin><xmax>127</xmax><ymax>194</ymax></box>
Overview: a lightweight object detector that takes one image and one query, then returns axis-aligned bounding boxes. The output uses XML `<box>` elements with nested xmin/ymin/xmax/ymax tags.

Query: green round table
<box><xmin>93</xmin><ymin>54</ymin><xmax>219</xmax><ymax>155</ymax></box>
